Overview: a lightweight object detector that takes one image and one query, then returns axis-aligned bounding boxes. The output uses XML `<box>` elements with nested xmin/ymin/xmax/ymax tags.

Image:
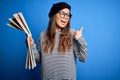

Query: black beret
<box><xmin>48</xmin><ymin>2</ymin><xmax>71</xmax><ymax>18</ymax></box>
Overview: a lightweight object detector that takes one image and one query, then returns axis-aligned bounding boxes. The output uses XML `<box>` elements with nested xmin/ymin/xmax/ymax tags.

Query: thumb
<box><xmin>80</xmin><ymin>27</ymin><xmax>84</xmax><ymax>32</ymax></box>
<box><xmin>29</xmin><ymin>36</ymin><xmax>34</xmax><ymax>42</ymax></box>
<box><xmin>29</xmin><ymin>36</ymin><xmax>32</xmax><ymax>40</ymax></box>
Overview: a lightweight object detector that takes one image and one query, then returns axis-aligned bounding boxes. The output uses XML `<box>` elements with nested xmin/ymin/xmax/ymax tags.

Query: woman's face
<box><xmin>55</xmin><ymin>8</ymin><xmax>70</xmax><ymax>28</ymax></box>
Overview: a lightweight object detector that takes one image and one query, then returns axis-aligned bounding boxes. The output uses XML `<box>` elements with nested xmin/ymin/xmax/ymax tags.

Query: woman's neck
<box><xmin>56</xmin><ymin>26</ymin><xmax>62</xmax><ymax>32</ymax></box>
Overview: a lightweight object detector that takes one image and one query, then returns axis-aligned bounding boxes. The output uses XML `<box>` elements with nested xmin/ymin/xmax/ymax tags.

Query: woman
<box><xmin>28</xmin><ymin>2</ymin><xmax>88</xmax><ymax>80</ymax></box>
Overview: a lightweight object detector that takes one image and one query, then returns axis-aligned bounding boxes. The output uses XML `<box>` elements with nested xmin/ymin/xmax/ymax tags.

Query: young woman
<box><xmin>28</xmin><ymin>2</ymin><xmax>88</xmax><ymax>80</ymax></box>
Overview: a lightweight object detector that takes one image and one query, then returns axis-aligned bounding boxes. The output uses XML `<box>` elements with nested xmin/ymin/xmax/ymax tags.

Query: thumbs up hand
<box><xmin>74</xmin><ymin>27</ymin><xmax>84</xmax><ymax>40</ymax></box>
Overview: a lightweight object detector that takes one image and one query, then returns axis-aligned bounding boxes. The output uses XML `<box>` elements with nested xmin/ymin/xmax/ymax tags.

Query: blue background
<box><xmin>0</xmin><ymin>0</ymin><xmax>120</xmax><ymax>80</ymax></box>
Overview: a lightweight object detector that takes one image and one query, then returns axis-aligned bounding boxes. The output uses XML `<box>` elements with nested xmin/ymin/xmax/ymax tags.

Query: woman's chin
<box><xmin>59</xmin><ymin>24</ymin><xmax>66</xmax><ymax>28</ymax></box>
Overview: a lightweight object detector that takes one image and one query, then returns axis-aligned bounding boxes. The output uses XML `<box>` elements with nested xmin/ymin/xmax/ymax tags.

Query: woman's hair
<box><xmin>42</xmin><ymin>15</ymin><xmax>72</xmax><ymax>54</ymax></box>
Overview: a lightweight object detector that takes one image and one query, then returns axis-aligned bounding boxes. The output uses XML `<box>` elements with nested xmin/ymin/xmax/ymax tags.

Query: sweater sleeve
<box><xmin>73</xmin><ymin>36</ymin><xmax>88</xmax><ymax>62</ymax></box>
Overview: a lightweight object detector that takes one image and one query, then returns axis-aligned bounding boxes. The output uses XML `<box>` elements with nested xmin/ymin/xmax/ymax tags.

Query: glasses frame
<box><xmin>58</xmin><ymin>11</ymin><xmax>71</xmax><ymax>19</ymax></box>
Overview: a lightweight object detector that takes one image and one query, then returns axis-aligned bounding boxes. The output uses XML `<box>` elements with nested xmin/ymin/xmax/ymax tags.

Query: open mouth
<box><xmin>61</xmin><ymin>20</ymin><xmax>66</xmax><ymax>24</ymax></box>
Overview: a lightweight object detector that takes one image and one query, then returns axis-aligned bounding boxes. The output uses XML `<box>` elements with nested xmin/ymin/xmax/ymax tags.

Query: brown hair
<box><xmin>42</xmin><ymin>15</ymin><xmax>72</xmax><ymax>54</ymax></box>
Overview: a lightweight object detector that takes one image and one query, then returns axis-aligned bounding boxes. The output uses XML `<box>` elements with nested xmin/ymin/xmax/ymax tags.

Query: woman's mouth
<box><xmin>61</xmin><ymin>20</ymin><xmax>66</xmax><ymax>24</ymax></box>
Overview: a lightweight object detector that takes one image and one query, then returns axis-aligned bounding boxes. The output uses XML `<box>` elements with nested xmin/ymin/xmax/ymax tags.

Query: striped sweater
<box><xmin>31</xmin><ymin>29</ymin><xmax>88</xmax><ymax>80</ymax></box>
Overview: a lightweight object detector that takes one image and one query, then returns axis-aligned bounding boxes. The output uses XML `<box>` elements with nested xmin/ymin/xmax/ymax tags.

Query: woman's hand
<box><xmin>25</xmin><ymin>36</ymin><xmax>34</xmax><ymax>47</ymax></box>
<box><xmin>74</xmin><ymin>27</ymin><xmax>84</xmax><ymax>40</ymax></box>
<box><xmin>29</xmin><ymin>36</ymin><xmax>34</xmax><ymax>46</ymax></box>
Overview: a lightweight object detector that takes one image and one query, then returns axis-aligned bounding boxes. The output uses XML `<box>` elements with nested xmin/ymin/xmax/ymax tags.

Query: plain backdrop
<box><xmin>0</xmin><ymin>0</ymin><xmax>120</xmax><ymax>80</ymax></box>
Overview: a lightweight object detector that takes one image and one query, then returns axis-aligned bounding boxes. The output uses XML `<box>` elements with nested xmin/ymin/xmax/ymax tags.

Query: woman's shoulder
<box><xmin>40</xmin><ymin>30</ymin><xmax>47</xmax><ymax>37</ymax></box>
<box><xmin>70</xmin><ymin>28</ymin><xmax>76</xmax><ymax>35</ymax></box>
<box><xmin>37</xmin><ymin>30</ymin><xmax>47</xmax><ymax>40</ymax></box>
<box><xmin>70</xmin><ymin>28</ymin><xmax>76</xmax><ymax>32</ymax></box>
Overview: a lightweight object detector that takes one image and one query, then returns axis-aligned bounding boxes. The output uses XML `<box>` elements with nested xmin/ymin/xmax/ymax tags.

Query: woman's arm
<box><xmin>28</xmin><ymin>36</ymin><xmax>41</xmax><ymax>63</ymax></box>
<box><xmin>72</xmin><ymin>27</ymin><xmax>88</xmax><ymax>62</ymax></box>
<box><xmin>30</xmin><ymin>44</ymin><xmax>41</xmax><ymax>63</ymax></box>
<box><xmin>73</xmin><ymin>36</ymin><xmax>88</xmax><ymax>62</ymax></box>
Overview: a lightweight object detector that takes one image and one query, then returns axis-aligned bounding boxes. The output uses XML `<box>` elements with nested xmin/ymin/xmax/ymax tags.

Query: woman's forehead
<box><xmin>59</xmin><ymin>8</ymin><xmax>70</xmax><ymax>13</ymax></box>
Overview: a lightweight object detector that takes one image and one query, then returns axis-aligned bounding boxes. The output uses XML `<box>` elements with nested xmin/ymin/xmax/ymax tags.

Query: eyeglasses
<box><xmin>58</xmin><ymin>11</ymin><xmax>71</xmax><ymax>19</ymax></box>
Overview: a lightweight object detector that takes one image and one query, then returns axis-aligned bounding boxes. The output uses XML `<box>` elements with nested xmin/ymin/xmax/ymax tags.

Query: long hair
<box><xmin>42</xmin><ymin>15</ymin><xmax>72</xmax><ymax>54</ymax></box>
